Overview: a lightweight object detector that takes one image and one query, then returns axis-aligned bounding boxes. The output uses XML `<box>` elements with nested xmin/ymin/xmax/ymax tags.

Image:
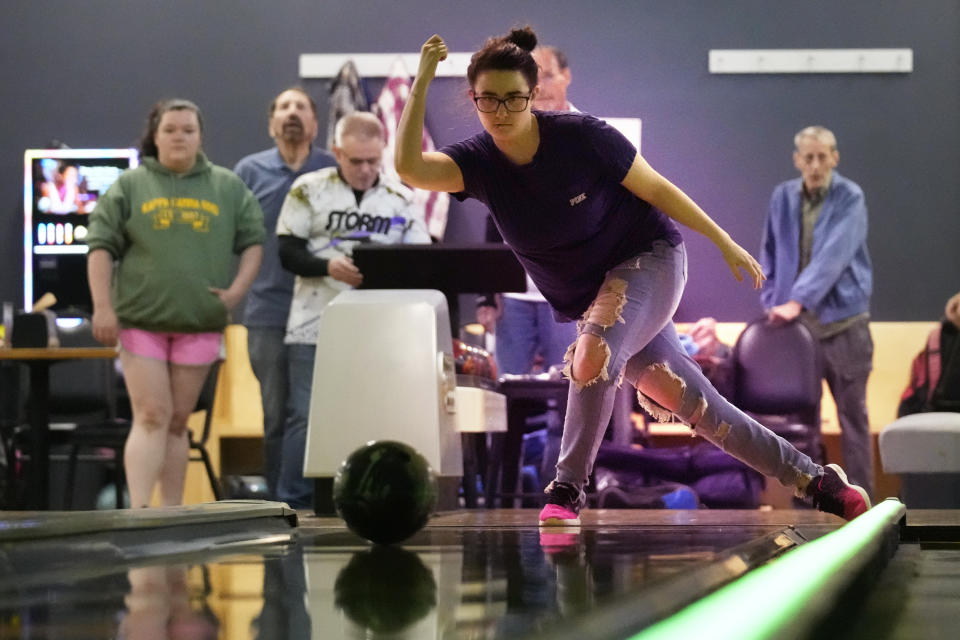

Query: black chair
<box><xmin>4</xmin><ymin>317</ymin><xmax>119</xmax><ymax>508</ymax></box>
<box><xmin>1</xmin><ymin>361</ymin><xmax>24</xmax><ymax>507</ymax></box>
<box><xmin>64</xmin><ymin>359</ymin><xmax>224</xmax><ymax>507</ymax></box>
<box><xmin>187</xmin><ymin>359</ymin><xmax>223</xmax><ymax>501</ymax></box>
<box><xmin>730</xmin><ymin>317</ymin><xmax>824</xmax><ymax>464</ymax></box>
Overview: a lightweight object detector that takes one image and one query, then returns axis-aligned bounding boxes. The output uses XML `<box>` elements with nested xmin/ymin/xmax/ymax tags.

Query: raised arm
<box><xmin>620</xmin><ymin>152</ymin><xmax>764</xmax><ymax>289</ymax></box>
<box><xmin>395</xmin><ymin>35</ymin><xmax>465</xmax><ymax>193</ymax></box>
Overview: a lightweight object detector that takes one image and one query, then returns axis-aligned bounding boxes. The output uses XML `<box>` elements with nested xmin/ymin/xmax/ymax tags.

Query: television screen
<box><xmin>23</xmin><ymin>148</ymin><xmax>139</xmax><ymax>313</ymax></box>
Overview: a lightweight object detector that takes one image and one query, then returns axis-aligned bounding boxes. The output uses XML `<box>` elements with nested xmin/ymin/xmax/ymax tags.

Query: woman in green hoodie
<box><xmin>87</xmin><ymin>99</ymin><xmax>264</xmax><ymax>508</ymax></box>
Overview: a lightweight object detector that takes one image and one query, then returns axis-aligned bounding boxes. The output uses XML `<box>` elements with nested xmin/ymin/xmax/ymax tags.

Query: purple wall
<box><xmin>1</xmin><ymin>1</ymin><xmax>957</xmax><ymax>321</ymax></box>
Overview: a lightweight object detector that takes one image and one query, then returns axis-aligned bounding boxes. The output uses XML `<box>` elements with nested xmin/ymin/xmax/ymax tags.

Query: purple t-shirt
<box><xmin>441</xmin><ymin>111</ymin><xmax>682</xmax><ymax>320</ymax></box>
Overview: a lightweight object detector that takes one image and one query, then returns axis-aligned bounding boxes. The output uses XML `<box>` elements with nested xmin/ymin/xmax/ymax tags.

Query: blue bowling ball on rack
<box><xmin>333</xmin><ymin>440</ymin><xmax>438</xmax><ymax>545</ymax></box>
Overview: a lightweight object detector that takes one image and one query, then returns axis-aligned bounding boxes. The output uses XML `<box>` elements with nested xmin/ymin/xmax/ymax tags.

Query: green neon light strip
<box><xmin>630</xmin><ymin>499</ymin><xmax>905</xmax><ymax>640</ymax></box>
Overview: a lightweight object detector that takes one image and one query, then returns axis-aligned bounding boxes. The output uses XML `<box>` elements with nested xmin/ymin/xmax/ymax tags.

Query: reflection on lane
<box><xmin>0</xmin><ymin>525</ymin><xmax>781</xmax><ymax>639</ymax></box>
<box><xmin>120</xmin><ymin>565</ymin><xmax>218</xmax><ymax>640</ymax></box>
<box><xmin>293</xmin><ymin>526</ymin><xmax>768</xmax><ymax>639</ymax></box>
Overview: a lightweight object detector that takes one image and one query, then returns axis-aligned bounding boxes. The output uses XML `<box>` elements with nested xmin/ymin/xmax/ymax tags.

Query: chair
<box><xmin>187</xmin><ymin>360</ymin><xmax>223</xmax><ymax>501</ymax></box>
<box><xmin>64</xmin><ymin>359</ymin><xmax>224</xmax><ymax>507</ymax></box>
<box><xmin>1</xmin><ymin>361</ymin><xmax>24</xmax><ymax>507</ymax></box>
<box><xmin>730</xmin><ymin>317</ymin><xmax>824</xmax><ymax>464</ymax></box>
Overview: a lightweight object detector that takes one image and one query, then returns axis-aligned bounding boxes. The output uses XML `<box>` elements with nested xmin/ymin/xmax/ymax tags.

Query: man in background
<box><xmin>234</xmin><ymin>87</ymin><xmax>335</xmax><ymax>501</ymax></box>
<box><xmin>532</xmin><ymin>45</ymin><xmax>573</xmax><ymax>111</ymax></box>
<box><xmin>761</xmin><ymin>125</ymin><xmax>875</xmax><ymax>499</ymax></box>
<box><xmin>275</xmin><ymin>111</ymin><xmax>430</xmax><ymax>507</ymax></box>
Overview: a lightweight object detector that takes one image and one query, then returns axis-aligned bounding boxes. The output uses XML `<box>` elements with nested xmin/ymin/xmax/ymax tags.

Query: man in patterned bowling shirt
<box><xmin>274</xmin><ymin>111</ymin><xmax>430</xmax><ymax>508</ymax></box>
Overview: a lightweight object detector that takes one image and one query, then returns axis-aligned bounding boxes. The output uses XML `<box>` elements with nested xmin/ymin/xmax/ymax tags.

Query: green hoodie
<box><xmin>86</xmin><ymin>153</ymin><xmax>264</xmax><ymax>332</ymax></box>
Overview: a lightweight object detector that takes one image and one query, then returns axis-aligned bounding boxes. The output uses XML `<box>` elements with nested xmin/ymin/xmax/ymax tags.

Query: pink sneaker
<box><xmin>539</xmin><ymin>481</ymin><xmax>586</xmax><ymax>527</ymax></box>
<box><xmin>539</xmin><ymin>530</ymin><xmax>580</xmax><ymax>552</ymax></box>
<box><xmin>806</xmin><ymin>464</ymin><xmax>871</xmax><ymax>521</ymax></box>
<box><xmin>539</xmin><ymin>529</ymin><xmax>582</xmax><ymax>559</ymax></box>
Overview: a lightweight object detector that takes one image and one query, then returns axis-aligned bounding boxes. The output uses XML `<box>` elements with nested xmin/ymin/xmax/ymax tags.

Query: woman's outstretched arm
<box><xmin>395</xmin><ymin>34</ymin><xmax>465</xmax><ymax>193</ymax></box>
<box><xmin>621</xmin><ymin>152</ymin><xmax>765</xmax><ymax>288</ymax></box>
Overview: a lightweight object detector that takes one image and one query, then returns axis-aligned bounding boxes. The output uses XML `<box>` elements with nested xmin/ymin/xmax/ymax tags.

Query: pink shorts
<box><xmin>119</xmin><ymin>329</ymin><xmax>222</xmax><ymax>365</ymax></box>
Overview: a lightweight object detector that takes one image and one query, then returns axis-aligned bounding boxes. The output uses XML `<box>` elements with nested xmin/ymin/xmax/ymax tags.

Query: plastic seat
<box><xmin>730</xmin><ymin>317</ymin><xmax>824</xmax><ymax>464</ymax></box>
<box><xmin>879</xmin><ymin>411</ymin><xmax>960</xmax><ymax>508</ymax></box>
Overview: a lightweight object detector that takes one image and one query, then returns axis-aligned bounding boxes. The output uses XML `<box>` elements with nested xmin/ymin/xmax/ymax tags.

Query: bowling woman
<box><xmin>395</xmin><ymin>27</ymin><xmax>870</xmax><ymax>524</ymax></box>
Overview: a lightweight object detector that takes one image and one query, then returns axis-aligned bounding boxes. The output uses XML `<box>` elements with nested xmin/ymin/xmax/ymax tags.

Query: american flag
<box><xmin>374</xmin><ymin>57</ymin><xmax>449</xmax><ymax>241</ymax></box>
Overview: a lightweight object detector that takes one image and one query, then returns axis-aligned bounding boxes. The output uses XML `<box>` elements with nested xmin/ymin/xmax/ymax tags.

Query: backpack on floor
<box><xmin>593</xmin><ymin>442</ymin><xmax>765</xmax><ymax>509</ymax></box>
<box><xmin>898</xmin><ymin>320</ymin><xmax>960</xmax><ymax>416</ymax></box>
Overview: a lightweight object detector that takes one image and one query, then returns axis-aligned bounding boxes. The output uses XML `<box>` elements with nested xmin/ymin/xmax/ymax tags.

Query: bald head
<box><xmin>793</xmin><ymin>125</ymin><xmax>839</xmax><ymax>192</ymax></box>
<box><xmin>333</xmin><ymin>112</ymin><xmax>386</xmax><ymax>191</ymax></box>
<box><xmin>333</xmin><ymin>111</ymin><xmax>385</xmax><ymax>147</ymax></box>
<box><xmin>794</xmin><ymin>125</ymin><xmax>837</xmax><ymax>152</ymax></box>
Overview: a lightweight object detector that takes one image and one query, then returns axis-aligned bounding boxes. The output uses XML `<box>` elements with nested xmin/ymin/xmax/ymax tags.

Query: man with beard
<box><xmin>234</xmin><ymin>87</ymin><xmax>335</xmax><ymax>502</ymax></box>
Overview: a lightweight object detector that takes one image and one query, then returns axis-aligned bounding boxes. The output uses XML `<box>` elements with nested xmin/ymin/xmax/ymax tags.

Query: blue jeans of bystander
<box><xmin>247</xmin><ymin>327</ymin><xmax>289</xmax><ymax>500</ymax></box>
<box><xmin>278</xmin><ymin>343</ymin><xmax>316</xmax><ymax>509</ymax></box>
<box><xmin>495</xmin><ymin>297</ymin><xmax>577</xmax><ymax>375</ymax></box>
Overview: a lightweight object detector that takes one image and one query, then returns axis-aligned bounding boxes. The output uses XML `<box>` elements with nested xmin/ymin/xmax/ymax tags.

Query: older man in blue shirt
<box><xmin>760</xmin><ymin>125</ymin><xmax>874</xmax><ymax>499</ymax></box>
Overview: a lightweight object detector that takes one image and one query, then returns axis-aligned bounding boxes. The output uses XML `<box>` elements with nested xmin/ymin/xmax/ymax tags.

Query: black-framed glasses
<box><xmin>473</xmin><ymin>94</ymin><xmax>532</xmax><ymax>113</ymax></box>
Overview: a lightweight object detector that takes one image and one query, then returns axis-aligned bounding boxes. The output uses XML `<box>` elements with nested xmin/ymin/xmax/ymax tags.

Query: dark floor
<box><xmin>843</xmin><ymin>510</ymin><xmax>960</xmax><ymax>640</ymax></box>
<box><xmin>0</xmin><ymin>505</ymin><xmax>956</xmax><ymax>639</ymax></box>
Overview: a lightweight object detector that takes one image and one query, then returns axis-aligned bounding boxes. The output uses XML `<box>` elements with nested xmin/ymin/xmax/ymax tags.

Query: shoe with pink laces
<box><xmin>806</xmin><ymin>464</ymin><xmax>871</xmax><ymax>521</ymax></box>
<box><xmin>539</xmin><ymin>480</ymin><xmax>586</xmax><ymax>527</ymax></box>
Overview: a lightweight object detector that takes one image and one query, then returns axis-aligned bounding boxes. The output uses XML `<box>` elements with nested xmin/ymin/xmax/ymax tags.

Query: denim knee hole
<box><xmin>563</xmin><ymin>335</ymin><xmax>612</xmax><ymax>391</ymax></box>
<box><xmin>563</xmin><ymin>278</ymin><xmax>629</xmax><ymax>390</ymax></box>
<box><xmin>634</xmin><ymin>363</ymin><xmax>710</xmax><ymax>432</ymax></box>
<box><xmin>582</xmin><ymin>277</ymin><xmax>628</xmax><ymax>329</ymax></box>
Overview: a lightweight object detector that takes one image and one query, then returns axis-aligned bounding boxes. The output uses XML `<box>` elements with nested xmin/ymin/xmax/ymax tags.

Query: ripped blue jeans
<box><xmin>556</xmin><ymin>240</ymin><xmax>822</xmax><ymax>493</ymax></box>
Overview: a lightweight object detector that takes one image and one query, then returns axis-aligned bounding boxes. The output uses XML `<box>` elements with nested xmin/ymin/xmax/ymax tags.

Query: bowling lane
<box><xmin>295</xmin><ymin>509</ymin><xmax>841</xmax><ymax>639</ymax></box>
<box><xmin>0</xmin><ymin>503</ymin><xmax>844</xmax><ymax>639</ymax></box>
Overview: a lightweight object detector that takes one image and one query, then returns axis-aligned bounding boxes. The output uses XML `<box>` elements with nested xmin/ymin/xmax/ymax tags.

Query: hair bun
<box><xmin>506</xmin><ymin>26</ymin><xmax>537</xmax><ymax>52</ymax></box>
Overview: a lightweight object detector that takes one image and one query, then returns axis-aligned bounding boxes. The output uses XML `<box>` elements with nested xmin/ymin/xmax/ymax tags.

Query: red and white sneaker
<box><xmin>806</xmin><ymin>464</ymin><xmax>871</xmax><ymax>521</ymax></box>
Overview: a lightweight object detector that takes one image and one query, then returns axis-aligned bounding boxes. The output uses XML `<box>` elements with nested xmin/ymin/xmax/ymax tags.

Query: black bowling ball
<box><xmin>334</xmin><ymin>546</ymin><xmax>437</xmax><ymax>634</ymax></box>
<box><xmin>333</xmin><ymin>440</ymin><xmax>437</xmax><ymax>545</ymax></box>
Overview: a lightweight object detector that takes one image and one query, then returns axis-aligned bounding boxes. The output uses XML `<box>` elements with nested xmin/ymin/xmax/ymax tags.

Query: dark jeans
<box><xmin>247</xmin><ymin>327</ymin><xmax>288</xmax><ymax>501</ymax></box>
<box><xmin>253</xmin><ymin>546</ymin><xmax>310</xmax><ymax>640</ymax></box>
<box><xmin>821</xmin><ymin>318</ymin><xmax>875</xmax><ymax>499</ymax></box>
<box><xmin>495</xmin><ymin>297</ymin><xmax>577</xmax><ymax>374</ymax></box>
<box><xmin>279</xmin><ymin>344</ymin><xmax>317</xmax><ymax>509</ymax></box>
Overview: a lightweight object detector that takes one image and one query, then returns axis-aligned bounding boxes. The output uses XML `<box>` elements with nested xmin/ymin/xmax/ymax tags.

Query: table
<box><xmin>0</xmin><ymin>346</ymin><xmax>118</xmax><ymax>509</ymax></box>
<box><xmin>487</xmin><ymin>377</ymin><xmax>569</xmax><ymax>508</ymax></box>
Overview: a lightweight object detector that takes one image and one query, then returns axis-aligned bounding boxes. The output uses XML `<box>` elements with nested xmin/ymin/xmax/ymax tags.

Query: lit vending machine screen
<box><xmin>23</xmin><ymin>149</ymin><xmax>138</xmax><ymax>312</ymax></box>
